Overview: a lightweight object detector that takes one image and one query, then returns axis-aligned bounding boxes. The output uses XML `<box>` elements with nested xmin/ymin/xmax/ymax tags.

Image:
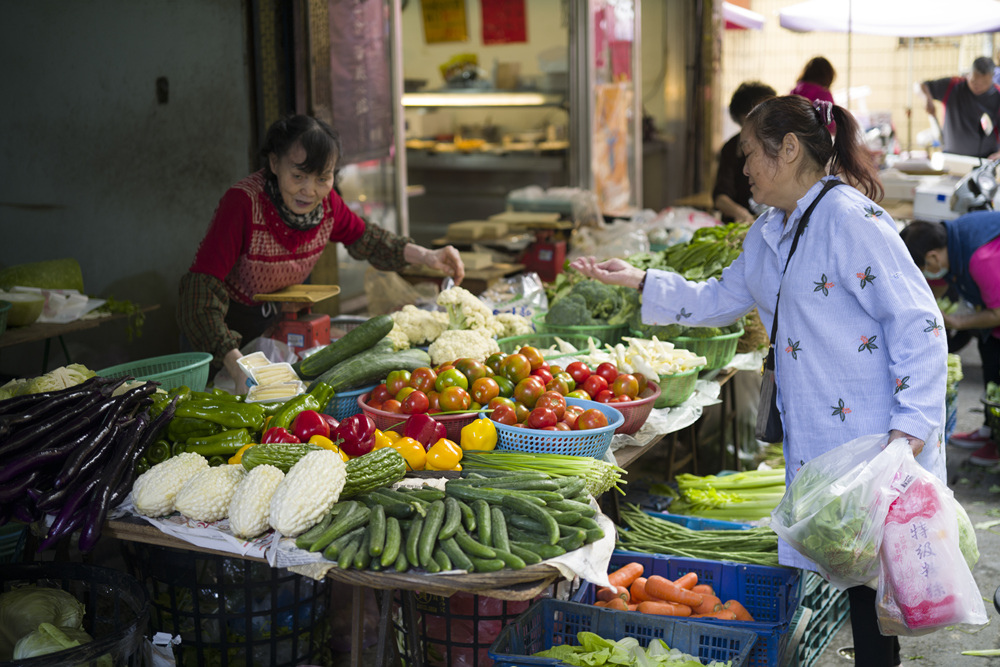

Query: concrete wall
<box><xmin>0</xmin><ymin>0</ymin><xmax>252</xmax><ymax>378</ymax></box>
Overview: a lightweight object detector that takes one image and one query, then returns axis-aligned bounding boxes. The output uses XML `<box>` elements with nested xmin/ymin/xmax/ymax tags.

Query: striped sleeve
<box><xmin>177</xmin><ymin>272</ymin><xmax>241</xmax><ymax>364</ymax></box>
<box><xmin>345</xmin><ymin>223</ymin><xmax>414</xmax><ymax>272</ymax></box>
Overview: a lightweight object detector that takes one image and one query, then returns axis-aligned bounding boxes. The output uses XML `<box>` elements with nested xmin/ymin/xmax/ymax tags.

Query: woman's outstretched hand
<box><xmin>569</xmin><ymin>256</ymin><xmax>646</xmax><ymax>290</ymax></box>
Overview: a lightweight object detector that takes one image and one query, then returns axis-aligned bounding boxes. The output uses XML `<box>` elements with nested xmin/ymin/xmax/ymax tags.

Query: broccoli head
<box><xmin>544</xmin><ymin>293</ymin><xmax>600</xmax><ymax>327</ymax></box>
<box><xmin>570</xmin><ymin>280</ymin><xmax>622</xmax><ymax>320</ymax></box>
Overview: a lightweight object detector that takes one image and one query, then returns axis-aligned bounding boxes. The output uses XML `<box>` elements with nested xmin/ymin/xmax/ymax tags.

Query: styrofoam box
<box><xmin>913</xmin><ymin>176</ymin><xmax>961</xmax><ymax>222</ymax></box>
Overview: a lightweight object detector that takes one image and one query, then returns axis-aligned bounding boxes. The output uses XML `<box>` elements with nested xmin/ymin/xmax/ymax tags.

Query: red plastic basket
<box><xmin>613</xmin><ymin>381</ymin><xmax>661</xmax><ymax>435</ymax></box>
<box><xmin>358</xmin><ymin>393</ymin><xmax>479</xmax><ymax>441</ymax></box>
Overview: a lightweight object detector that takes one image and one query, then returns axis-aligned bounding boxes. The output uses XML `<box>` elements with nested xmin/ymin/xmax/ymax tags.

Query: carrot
<box><xmin>637</xmin><ymin>600</ymin><xmax>692</xmax><ymax>617</ymax></box>
<box><xmin>627</xmin><ymin>603</ymin><xmax>639</xmax><ymax>611</ymax></box>
<box><xmin>605</xmin><ymin>597</ymin><xmax>629</xmax><ymax>612</ymax></box>
<box><xmin>593</xmin><ymin>600</ymin><xmax>609</xmax><ymax>607</ymax></box>
<box><xmin>607</xmin><ymin>562</ymin><xmax>644</xmax><ymax>589</ymax></box>
<box><xmin>596</xmin><ymin>586</ymin><xmax>630</xmax><ymax>603</ymax></box>
<box><xmin>723</xmin><ymin>599</ymin><xmax>755</xmax><ymax>622</ymax></box>
<box><xmin>644</xmin><ymin>575</ymin><xmax>704</xmax><ymax>608</ymax></box>
<box><xmin>630</xmin><ymin>577</ymin><xmax>655</xmax><ymax>603</ymax></box>
<box><xmin>673</xmin><ymin>572</ymin><xmax>698</xmax><ymax>590</ymax></box>
<box><xmin>691</xmin><ymin>584</ymin><xmax>715</xmax><ymax>597</ymax></box>
<box><xmin>693</xmin><ymin>609</ymin><xmax>738</xmax><ymax>620</ymax></box>
<box><xmin>692</xmin><ymin>594</ymin><xmax>723</xmax><ymax>616</ymax></box>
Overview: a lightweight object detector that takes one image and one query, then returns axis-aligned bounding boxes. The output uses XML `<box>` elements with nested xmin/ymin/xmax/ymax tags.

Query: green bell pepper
<box><xmin>167</xmin><ymin>416</ymin><xmax>225</xmax><ymax>443</ymax></box>
<box><xmin>184</xmin><ymin>428</ymin><xmax>254</xmax><ymax>457</ymax></box>
<box><xmin>174</xmin><ymin>399</ymin><xmax>265</xmax><ymax>430</ymax></box>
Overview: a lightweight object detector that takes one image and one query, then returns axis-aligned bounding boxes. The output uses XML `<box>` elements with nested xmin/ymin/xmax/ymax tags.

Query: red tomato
<box><xmin>435</xmin><ymin>368</ymin><xmax>469</xmax><ymax>392</ymax></box>
<box><xmin>518</xmin><ymin>346</ymin><xmax>546</xmax><ymax>371</ymax></box>
<box><xmin>386</xmin><ymin>370</ymin><xmax>412</xmax><ymax>397</ymax></box>
<box><xmin>527</xmin><ymin>407</ymin><xmax>558</xmax><ymax>429</ymax></box>
<box><xmin>566</xmin><ymin>389</ymin><xmax>591</xmax><ymax>400</ymax></box>
<box><xmin>595</xmin><ymin>362</ymin><xmax>619</xmax><ymax>384</ymax></box>
<box><xmin>470</xmin><ymin>377</ymin><xmax>500</xmax><ymax>405</ymax></box>
<box><xmin>438</xmin><ymin>386</ymin><xmax>471</xmax><ymax>411</ymax></box>
<box><xmin>487</xmin><ymin>396</ymin><xmax>516</xmax><ymax>411</ymax></box>
<box><xmin>549</xmin><ymin>364</ymin><xmax>564</xmax><ymax>375</ymax></box>
<box><xmin>454</xmin><ymin>358</ymin><xmax>488</xmax><ymax>384</ymax></box>
<box><xmin>582</xmin><ymin>374</ymin><xmax>609</xmax><ymax>398</ymax></box>
<box><xmin>610</xmin><ymin>395</ymin><xmax>632</xmax><ymax>403</ymax></box>
<box><xmin>381</xmin><ymin>399</ymin><xmax>402</xmax><ymax>414</ymax></box>
<box><xmin>611</xmin><ymin>373</ymin><xmax>640</xmax><ymax>398</ymax></box>
<box><xmin>370</xmin><ymin>383</ymin><xmax>393</xmax><ymax>404</ymax></box>
<box><xmin>395</xmin><ymin>386</ymin><xmax>416</xmax><ymax>402</ymax></box>
<box><xmin>633</xmin><ymin>372</ymin><xmax>649</xmax><ymax>395</ymax></box>
<box><xmin>530</xmin><ymin>367</ymin><xmax>554</xmax><ymax>385</ymax></box>
<box><xmin>409</xmin><ymin>367</ymin><xmax>438</xmax><ymax>393</ymax></box>
<box><xmin>513</xmin><ymin>376</ymin><xmax>546</xmax><ymax>408</ymax></box>
<box><xmin>541</xmin><ymin>425</ymin><xmax>558</xmax><ymax>430</ymax></box>
<box><xmin>490</xmin><ymin>403</ymin><xmax>518</xmax><ymax>425</ymax></box>
<box><xmin>546</xmin><ymin>377</ymin><xmax>571</xmax><ymax>396</ymax></box>
<box><xmin>501</xmin><ymin>354</ymin><xmax>532</xmax><ymax>383</ymax></box>
<box><xmin>554</xmin><ymin>372</ymin><xmax>576</xmax><ymax>392</ymax></box>
<box><xmin>566</xmin><ymin>361</ymin><xmax>591</xmax><ymax>385</ymax></box>
<box><xmin>427</xmin><ymin>391</ymin><xmax>441</xmax><ymax>413</ymax></box>
<box><xmin>576</xmin><ymin>408</ymin><xmax>609</xmax><ymax>430</ymax></box>
<box><xmin>367</xmin><ymin>400</ymin><xmax>384</xmax><ymax>411</ymax></box>
<box><xmin>553</xmin><ymin>421</ymin><xmax>572</xmax><ymax>431</ymax></box>
<box><xmin>514</xmin><ymin>402</ymin><xmax>531</xmax><ymax>423</ymax></box>
<box><xmin>485</xmin><ymin>352</ymin><xmax>507</xmax><ymax>375</ymax></box>
<box><xmin>401</xmin><ymin>390</ymin><xmax>430</xmax><ymax>414</ymax></box>
<box><xmin>535</xmin><ymin>391</ymin><xmax>566</xmax><ymax>420</ymax></box>
<box><xmin>595</xmin><ymin>389</ymin><xmax>615</xmax><ymax>403</ymax></box>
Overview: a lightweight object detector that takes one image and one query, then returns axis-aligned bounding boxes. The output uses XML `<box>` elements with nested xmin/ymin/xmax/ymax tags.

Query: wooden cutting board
<box><xmin>253</xmin><ymin>285</ymin><xmax>340</xmax><ymax>303</ymax></box>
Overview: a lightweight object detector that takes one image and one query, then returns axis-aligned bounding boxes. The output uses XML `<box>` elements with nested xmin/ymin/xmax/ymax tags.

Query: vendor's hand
<box><xmin>405</xmin><ymin>243</ymin><xmax>465</xmax><ymax>285</ymax></box>
<box><xmin>889</xmin><ymin>429</ymin><xmax>924</xmax><ymax>457</ymax></box>
<box><xmin>924</xmin><ymin>99</ymin><xmax>936</xmax><ymax>116</ymax></box>
<box><xmin>223</xmin><ymin>348</ymin><xmax>250</xmax><ymax>396</ymax></box>
<box><xmin>569</xmin><ymin>256</ymin><xmax>645</xmax><ymax>290</ymax></box>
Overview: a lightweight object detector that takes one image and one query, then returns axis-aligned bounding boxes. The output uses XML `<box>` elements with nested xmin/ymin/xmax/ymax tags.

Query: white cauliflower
<box><xmin>389</xmin><ymin>304</ymin><xmax>449</xmax><ymax>347</ymax></box>
<box><xmin>437</xmin><ymin>287</ymin><xmax>505</xmax><ymax>337</ymax></box>
<box><xmin>174</xmin><ymin>464</ymin><xmax>246</xmax><ymax>523</ymax></box>
<box><xmin>495</xmin><ymin>312</ymin><xmax>535</xmax><ymax>338</ymax></box>
<box><xmin>427</xmin><ymin>329</ymin><xmax>500</xmax><ymax>365</ymax></box>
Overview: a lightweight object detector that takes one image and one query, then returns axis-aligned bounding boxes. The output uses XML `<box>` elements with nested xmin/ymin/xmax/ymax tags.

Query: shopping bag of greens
<box><xmin>875</xmin><ymin>449</ymin><xmax>987</xmax><ymax>636</ymax></box>
<box><xmin>771</xmin><ymin>434</ymin><xmax>908</xmax><ymax>590</ymax></box>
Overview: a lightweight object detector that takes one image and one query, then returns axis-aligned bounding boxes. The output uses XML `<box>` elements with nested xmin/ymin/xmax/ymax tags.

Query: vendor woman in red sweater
<box><xmin>177</xmin><ymin>115</ymin><xmax>464</xmax><ymax>391</ymax></box>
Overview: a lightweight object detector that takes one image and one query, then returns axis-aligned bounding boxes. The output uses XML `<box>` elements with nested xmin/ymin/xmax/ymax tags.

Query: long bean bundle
<box><xmin>616</xmin><ymin>504</ymin><xmax>781</xmax><ymax>566</ymax></box>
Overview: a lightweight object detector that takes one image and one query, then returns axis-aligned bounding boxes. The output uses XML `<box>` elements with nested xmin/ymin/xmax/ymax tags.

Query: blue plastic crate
<box><xmin>323</xmin><ymin>384</ymin><xmax>376</xmax><ymax>421</ymax></box>
<box><xmin>488</xmin><ymin>598</ymin><xmax>757</xmax><ymax>667</ymax></box>
<box><xmin>646</xmin><ymin>510</ymin><xmax>753</xmax><ymax>532</ymax></box>
<box><xmin>572</xmin><ymin>551</ymin><xmax>800</xmax><ymax>667</ymax></box>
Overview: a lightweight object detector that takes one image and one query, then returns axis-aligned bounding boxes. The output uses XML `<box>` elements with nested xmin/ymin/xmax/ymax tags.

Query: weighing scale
<box><xmin>254</xmin><ymin>284</ymin><xmax>340</xmax><ymax>357</ymax></box>
<box><xmin>488</xmin><ymin>211</ymin><xmax>574</xmax><ymax>282</ymax></box>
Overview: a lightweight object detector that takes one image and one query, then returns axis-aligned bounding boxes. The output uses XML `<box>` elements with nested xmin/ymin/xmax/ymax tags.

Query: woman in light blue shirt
<box><xmin>573</xmin><ymin>96</ymin><xmax>947</xmax><ymax>667</ymax></box>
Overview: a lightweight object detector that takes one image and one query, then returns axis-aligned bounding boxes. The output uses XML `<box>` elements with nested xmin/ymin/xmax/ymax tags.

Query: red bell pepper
<box><xmin>402</xmin><ymin>413</ymin><xmax>447</xmax><ymax>450</ymax></box>
<box><xmin>262</xmin><ymin>426</ymin><xmax>300</xmax><ymax>444</ymax></box>
<box><xmin>321</xmin><ymin>413</ymin><xmax>340</xmax><ymax>432</ymax></box>
<box><xmin>334</xmin><ymin>413</ymin><xmax>377</xmax><ymax>457</ymax></box>
<box><xmin>292</xmin><ymin>409</ymin><xmax>330</xmax><ymax>442</ymax></box>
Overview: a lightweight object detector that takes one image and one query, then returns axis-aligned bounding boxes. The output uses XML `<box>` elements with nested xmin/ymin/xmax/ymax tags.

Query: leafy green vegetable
<box><xmin>93</xmin><ymin>295</ymin><xmax>145</xmax><ymax>340</ymax></box>
<box><xmin>545</xmin><ymin>280</ymin><xmax>638</xmax><ymax>328</ymax></box>
<box><xmin>0</xmin><ymin>258</ymin><xmax>85</xmax><ymax>293</ymax></box>
<box><xmin>0</xmin><ymin>587</ymin><xmax>85</xmax><ymax>660</ymax></box>
<box><xmin>0</xmin><ymin>364</ymin><xmax>96</xmax><ymax>401</ymax></box>
<box><xmin>533</xmin><ymin>631</ymin><xmax>733</xmax><ymax>666</ymax></box>
<box><xmin>13</xmin><ymin>622</ymin><xmax>110</xmax><ymax>665</ymax></box>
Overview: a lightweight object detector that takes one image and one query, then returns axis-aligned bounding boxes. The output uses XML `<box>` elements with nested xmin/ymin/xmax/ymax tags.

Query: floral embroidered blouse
<box><xmin>642</xmin><ymin>176</ymin><xmax>948</xmax><ymax>571</ymax></box>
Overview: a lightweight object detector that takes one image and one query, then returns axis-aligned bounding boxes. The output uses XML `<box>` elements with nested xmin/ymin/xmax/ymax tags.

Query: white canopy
<box><xmin>723</xmin><ymin>2</ymin><xmax>765</xmax><ymax>30</ymax></box>
<box><xmin>779</xmin><ymin>0</ymin><xmax>1000</xmax><ymax>37</ymax></box>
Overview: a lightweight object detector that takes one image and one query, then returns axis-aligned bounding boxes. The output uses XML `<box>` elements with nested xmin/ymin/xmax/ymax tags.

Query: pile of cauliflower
<box><xmin>387</xmin><ymin>286</ymin><xmax>533</xmax><ymax>365</ymax></box>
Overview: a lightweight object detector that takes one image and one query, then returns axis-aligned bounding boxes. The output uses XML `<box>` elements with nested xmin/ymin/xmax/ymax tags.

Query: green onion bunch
<box><xmin>461</xmin><ymin>451</ymin><xmax>626</xmax><ymax>496</ymax></box>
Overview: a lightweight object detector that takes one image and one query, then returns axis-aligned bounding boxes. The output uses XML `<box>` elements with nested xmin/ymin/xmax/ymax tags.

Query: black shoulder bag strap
<box><xmin>763</xmin><ymin>179</ymin><xmax>841</xmax><ymax>373</ymax></box>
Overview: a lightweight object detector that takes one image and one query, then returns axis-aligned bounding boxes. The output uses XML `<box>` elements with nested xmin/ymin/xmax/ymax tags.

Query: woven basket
<box><xmin>358</xmin><ymin>393</ymin><xmax>478</xmax><ymax>441</ymax></box>
<box><xmin>531</xmin><ymin>313</ymin><xmax>627</xmax><ymax>347</ymax></box>
<box><xmin>654</xmin><ymin>366</ymin><xmax>704</xmax><ymax>408</ymax></box>
<box><xmin>484</xmin><ymin>397</ymin><xmax>624</xmax><ymax>458</ymax></box>
<box><xmin>668</xmin><ymin>327</ymin><xmax>743</xmax><ymax>371</ymax></box>
<box><xmin>614</xmin><ymin>381</ymin><xmax>661</xmax><ymax>435</ymax></box>
<box><xmin>97</xmin><ymin>352</ymin><xmax>213</xmax><ymax>392</ymax></box>
<box><xmin>324</xmin><ymin>384</ymin><xmax>377</xmax><ymax>421</ymax></box>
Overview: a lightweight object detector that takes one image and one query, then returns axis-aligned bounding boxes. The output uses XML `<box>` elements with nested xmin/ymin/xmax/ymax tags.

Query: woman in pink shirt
<box><xmin>791</xmin><ymin>57</ymin><xmax>836</xmax><ymax>132</ymax></box>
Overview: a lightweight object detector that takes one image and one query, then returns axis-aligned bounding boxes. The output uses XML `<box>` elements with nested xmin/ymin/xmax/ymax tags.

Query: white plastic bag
<box><xmin>478</xmin><ymin>271</ymin><xmax>548</xmax><ymax>320</ymax></box>
<box><xmin>876</xmin><ymin>450</ymin><xmax>988</xmax><ymax>636</ymax></box>
<box><xmin>771</xmin><ymin>435</ymin><xmax>909</xmax><ymax>589</ymax></box>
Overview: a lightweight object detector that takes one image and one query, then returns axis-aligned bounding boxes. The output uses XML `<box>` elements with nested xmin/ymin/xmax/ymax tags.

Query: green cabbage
<box><xmin>12</xmin><ymin>623</ymin><xmax>105</xmax><ymax>663</ymax></box>
<box><xmin>0</xmin><ymin>586</ymin><xmax>85</xmax><ymax>659</ymax></box>
<box><xmin>0</xmin><ymin>364</ymin><xmax>95</xmax><ymax>400</ymax></box>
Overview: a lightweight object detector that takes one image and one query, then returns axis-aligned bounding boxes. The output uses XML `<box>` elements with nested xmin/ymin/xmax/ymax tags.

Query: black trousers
<box><xmin>848</xmin><ymin>585</ymin><xmax>900</xmax><ymax>667</ymax></box>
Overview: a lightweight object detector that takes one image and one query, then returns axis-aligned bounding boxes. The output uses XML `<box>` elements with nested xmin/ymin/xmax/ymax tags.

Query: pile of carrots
<box><xmin>593</xmin><ymin>561</ymin><xmax>755</xmax><ymax>622</ymax></box>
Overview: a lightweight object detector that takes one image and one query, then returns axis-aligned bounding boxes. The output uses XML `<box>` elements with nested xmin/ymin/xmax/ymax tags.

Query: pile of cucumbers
<box><xmin>294</xmin><ymin>471</ymin><xmax>604</xmax><ymax>573</ymax></box>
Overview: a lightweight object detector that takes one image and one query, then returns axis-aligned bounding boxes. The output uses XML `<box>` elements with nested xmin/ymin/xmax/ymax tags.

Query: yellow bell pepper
<box><xmin>390</xmin><ymin>436</ymin><xmax>426</xmax><ymax>471</ymax></box>
<box><xmin>228</xmin><ymin>442</ymin><xmax>256</xmax><ymax>465</ymax></box>
<box><xmin>374</xmin><ymin>429</ymin><xmax>402</xmax><ymax>449</ymax></box>
<box><xmin>425</xmin><ymin>438</ymin><xmax>464</xmax><ymax>471</ymax></box>
<box><xmin>309</xmin><ymin>435</ymin><xmax>350</xmax><ymax>462</ymax></box>
<box><xmin>460</xmin><ymin>418</ymin><xmax>497</xmax><ymax>452</ymax></box>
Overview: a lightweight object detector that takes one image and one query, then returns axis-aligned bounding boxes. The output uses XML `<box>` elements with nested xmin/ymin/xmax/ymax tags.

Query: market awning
<box><xmin>779</xmin><ymin>0</ymin><xmax>1000</xmax><ymax>37</ymax></box>
<box><xmin>723</xmin><ymin>2</ymin><xmax>765</xmax><ymax>30</ymax></box>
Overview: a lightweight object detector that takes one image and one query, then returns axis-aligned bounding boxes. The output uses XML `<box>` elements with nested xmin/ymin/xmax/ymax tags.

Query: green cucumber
<box><xmin>546</xmin><ymin>499</ymin><xmax>596</xmax><ymax>517</ymax></box>
<box><xmin>406</xmin><ymin>516</ymin><xmax>423</xmax><ymax>566</ymax></box>
<box><xmin>508</xmin><ymin>543</ymin><xmax>542</xmax><ymax>565</ymax></box>
<box><xmin>469</xmin><ymin>556</ymin><xmax>505</xmax><ymax>572</ymax></box>
<box><xmin>368</xmin><ymin>505</ymin><xmax>386</xmax><ymax>557</ymax></box>
<box><xmin>293</xmin><ymin>314</ymin><xmax>395</xmax><ymax>379</ymax></box>
<box><xmin>444</xmin><ymin>482</ymin><xmax>546</xmax><ymax>506</ymax></box>
<box><xmin>511</xmin><ymin>540</ymin><xmax>566</xmax><ymax>560</ymax></box>
<box><xmin>394</xmin><ymin>548</ymin><xmax>409</xmax><ymax>572</ymax></box>
<box><xmin>473</xmin><ymin>500</ymin><xmax>491</xmax><ymax>546</ymax></box>
<box><xmin>556</xmin><ymin>477</ymin><xmax>588</xmax><ymax>498</ymax></box>
<box><xmin>380</xmin><ymin>517</ymin><xmax>402</xmax><ymax>567</ymax></box>
<box><xmin>294</xmin><ymin>511</ymin><xmax>335</xmax><ymax>550</ymax></box>
<box><xmin>490</xmin><ymin>506</ymin><xmax>510</xmax><ymax>552</ymax></box>
<box><xmin>457</xmin><ymin>500</ymin><xmax>477</xmax><ymax>533</ymax></box>
<box><xmin>490</xmin><ymin>548</ymin><xmax>526</xmax><ymax>570</ymax></box>
<box><xmin>407</xmin><ymin>487</ymin><xmax>446</xmax><ymax>502</ymax></box>
<box><xmin>557</xmin><ymin>528</ymin><xmax>586</xmax><ymax>552</ymax></box>
<box><xmin>309</xmin><ymin>502</ymin><xmax>370</xmax><ymax>553</ymax></box>
<box><xmin>441</xmin><ymin>537</ymin><xmax>474</xmax><ymax>571</ymax></box>
<box><xmin>439</xmin><ymin>497</ymin><xmax>462</xmax><ymax>541</ymax></box>
<box><xmin>322</xmin><ymin>527</ymin><xmax>365</xmax><ymax>562</ymax></box>
<box><xmin>454</xmin><ymin>529</ymin><xmax>496</xmax><ymax>559</ymax></box>
<box><xmin>584</xmin><ymin>527</ymin><xmax>605</xmax><ymax>543</ymax></box>
<box><xmin>309</xmin><ymin>345</ymin><xmax>431</xmax><ymax>392</ymax></box>
<box><xmin>434</xmin><ymin>548</ymin><xmax>452</xmax><ymax>572</ymax></box>
<box><xmin>338</xmin><ymin>535</ymin><xmax>362</xmax><ymax>569</ymax></box>
<box><xmin>418</xmin><ymin>500</ymin><xmax>446</xmax><ymax>566</ymax></box>
<box><xmin>354</xmin><ymin>529</ymin><xmax>372</xmax><ymax>569</ymax></box>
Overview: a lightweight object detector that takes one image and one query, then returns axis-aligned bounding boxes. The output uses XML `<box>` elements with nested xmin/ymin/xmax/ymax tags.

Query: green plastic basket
<box><xmin>496</xmin><ymin>332</ymin><xmax>596</xmax><ymax>359</ymax></box>
<box><xmin>654</xmin><ymin>365</ymin><xmax>704</xmax><ymax>408</ymax></box>
<box><xmin>667</xmin><ymin>327</ymin><xmax>744</xmax><ymax>371</ymax></box>
<box><xmin>0</xmin><ymin>299</ymin><xmax>10</xmax><ymax>337</ymax></box>
<box><xmin>531</xmin><ymin>313</ymin><xmax>628</xmax><ymax>347</ymax></box>
<box><xmin>97</xmin><ymin>352</ymin><xmax>213</xmax><ymax>392</ymax></box>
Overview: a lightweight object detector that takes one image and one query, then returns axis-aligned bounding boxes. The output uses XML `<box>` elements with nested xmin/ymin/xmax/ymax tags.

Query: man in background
<box><xmin>921</xmin><ymin>57</ymin><xmax>1000</xmax><ymax>159</ymax></box>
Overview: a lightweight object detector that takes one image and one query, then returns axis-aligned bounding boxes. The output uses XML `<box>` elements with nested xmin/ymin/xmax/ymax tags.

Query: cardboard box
<box><xmin>447</xmin><ymin>220</ymin><xmax>509</xmax><ymax>241</ymax></box>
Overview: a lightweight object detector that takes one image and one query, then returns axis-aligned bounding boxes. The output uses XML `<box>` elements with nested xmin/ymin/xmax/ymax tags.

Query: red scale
<box><xmin>254</xmin><ymin>285</ymin><xmax>340</xmax><ymax>358</ymax></box>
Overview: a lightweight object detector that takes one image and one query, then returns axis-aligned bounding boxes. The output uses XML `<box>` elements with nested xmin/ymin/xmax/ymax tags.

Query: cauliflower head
<box><xmin>428</xmin><ymin>329</ymin><xmax>500</xmax><ymax>365</ymax></box>
<box><xmin>437</xmin><ymin>286</ymin><xmax>504</xmax><ymax>336</ymax></box>
<box><xmin>389</xmin><ymin>304</ymin><xmax>449</xmax><ymax>347</ymax></box>
<box><xmin>495</xmin><ymin>313</ymin><xmax>535</xmax><ymax>338</ymax></box>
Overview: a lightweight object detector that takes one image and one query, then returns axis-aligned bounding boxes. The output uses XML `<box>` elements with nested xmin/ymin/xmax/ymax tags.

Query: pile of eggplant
<box><xmin>0</xmin><ymin>376</ymin><xmax>176</xmax><ymax>551</ymax></box>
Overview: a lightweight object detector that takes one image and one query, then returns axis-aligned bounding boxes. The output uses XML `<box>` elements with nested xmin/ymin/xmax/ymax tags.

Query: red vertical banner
<box><xmin>481</xmin><ymin>0</ymin><xmax>526</xmax><ymax>45</ymax></box>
